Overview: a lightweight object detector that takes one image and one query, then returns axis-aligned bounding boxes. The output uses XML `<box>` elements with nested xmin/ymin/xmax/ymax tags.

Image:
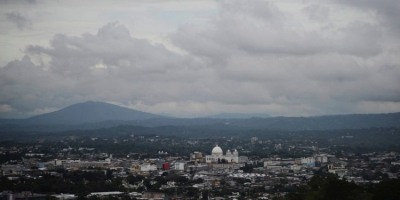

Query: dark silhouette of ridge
<box><xmin>0</xmin><ymin>102</ymin><xmax>398</xmax><ymax>132</ymax></box>
<box><xmin>25</xmin><ymin>101</ymin><xmax>166</xmax><ymax>125</ymax></box>
<box><xmin>206</xmin><ymin>112</ymin><xmax>271</xmax><ymax>119</ymax></box>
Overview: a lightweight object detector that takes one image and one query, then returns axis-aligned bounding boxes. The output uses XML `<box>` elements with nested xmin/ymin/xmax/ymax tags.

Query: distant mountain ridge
<box><xmin>206</xmin><ymin>113</ymin><xmax>271</xmax><ymax>119</ymax></box>
<box><xmin>107</xmin><ymin>112</ymin><xmax>400</xmax><ymax>130</ymax></box>
<box><xmin>24</xmin><ymin>101</ymin><xmax>166</xmax><ymax>125</ymax></box>
<box><xmin>0</xmin><ymin>101</ymin><xmax>399</xmax><ymax>132</ymax></box>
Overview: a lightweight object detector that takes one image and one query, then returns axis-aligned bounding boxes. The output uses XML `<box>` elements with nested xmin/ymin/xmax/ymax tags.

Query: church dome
<box><xmin>211</xmin><ymin>145</ymin><xmax>223</xmax><ymax>155</ymax></box>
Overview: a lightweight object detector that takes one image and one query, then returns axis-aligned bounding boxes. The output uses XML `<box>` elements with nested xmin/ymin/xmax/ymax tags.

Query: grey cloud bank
<box><xmin>5</xmin><ymin>11</ymin><xmax>32</xmax><ymax>30</ymax></box>
<box><xmin>0</xmin><ymin>0</ymin><xmax>399</xmax><ymax>118</ymax></box>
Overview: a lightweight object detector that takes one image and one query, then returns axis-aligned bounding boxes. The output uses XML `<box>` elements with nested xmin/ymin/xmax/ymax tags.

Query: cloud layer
<box><xmin>0</xmin><ymin>0</ymin><xmax>399</xmax><ymax>118</ymax></box>
<box><xmin>5</xmin><ymin>11</ymin><xmax>32</xmax><ymax>30</ymax></box>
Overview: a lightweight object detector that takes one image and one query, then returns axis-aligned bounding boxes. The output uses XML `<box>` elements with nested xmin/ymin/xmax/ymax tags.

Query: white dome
<box><xmin>233</xmin><ymin>149</ymin><xmax>238</xmax><ymax>154</ymax></box>
<box><xmin>211</xmin><ymin>145</ymin><xmax>223</xmax><ymax>155</ymax></box>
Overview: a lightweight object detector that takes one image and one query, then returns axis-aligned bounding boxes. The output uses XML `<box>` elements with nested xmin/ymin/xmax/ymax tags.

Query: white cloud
<box><xmin>0</xmin><ymin>0</ymin><xmax>399</xmax><ymax>118</ymax></box>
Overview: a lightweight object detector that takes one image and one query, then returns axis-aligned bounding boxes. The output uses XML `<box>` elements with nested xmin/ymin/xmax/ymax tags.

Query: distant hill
<box><xmin>0</xmin><ymin>102</ymin><xmax>399</xmax><ymax>132</ymax></box>
<box><xmin>113</xmin><ymin>112</ymin><xmax>400</xmax><ymax>130</ymax></box>
<box><xmin>23</xmin><ymin>101</ymin><xmax>166</xmax><ymax>125</ymax></box>
<box><xmin>206</xmin><ymin>113</ymin><xmax>271</xmax><ymax>119</ymax></box>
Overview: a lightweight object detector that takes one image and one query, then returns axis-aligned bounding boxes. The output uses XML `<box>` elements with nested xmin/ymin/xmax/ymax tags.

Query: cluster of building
<box><xmin>1</xmin><ymin>140</ymin><xmax>400</xmax><ymax>199</ymax></box>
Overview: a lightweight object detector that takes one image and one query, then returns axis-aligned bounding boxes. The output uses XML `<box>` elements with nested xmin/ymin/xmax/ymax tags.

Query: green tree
<box><xmin>373</xmin><ymin>179</ymin><xmax>400</xmax><ymax>200</ymax></box>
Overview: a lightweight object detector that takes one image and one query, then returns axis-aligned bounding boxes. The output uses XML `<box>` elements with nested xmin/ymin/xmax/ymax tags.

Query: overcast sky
<box><xmin>0</xmin><ymin>0</ymin><xmax>399</xmax><ymax>118</ymax></box>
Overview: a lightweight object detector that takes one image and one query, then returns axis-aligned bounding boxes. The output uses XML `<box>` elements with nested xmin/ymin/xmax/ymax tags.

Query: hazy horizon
<box><xmin>1</xmin><ymin>100</ymin><xmax>399</xmax><ymax>120</ymax></box>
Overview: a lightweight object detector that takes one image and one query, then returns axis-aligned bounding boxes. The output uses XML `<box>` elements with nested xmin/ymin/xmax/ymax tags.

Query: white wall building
<box><xmin>52</xmin><ymin>159</ymin><xmax>81</xmax><ymax>166</ymax></box>
<box><xmin>264</xmin><ymin>160</ymin><xmax>281</xmax><ymax>167</ymax></box>
<box><xmin>290</xmin><ymin>164</ymin><xmax>303</xmax><ymax>171</ymax></box>
<box><xmin>301</xmin><ymin>157</ymin><xmax>315</xmax><ymax>164</ymax></box>
<box><xmin>205</xmin><ymin>145</ymin><xmax>239</xmax><ymax>163</ymax></box>
<box><xmin>140</xmin><ymin>163</ymin><xmax>157</xmax><ymax>172</ymax></box>
<box><xmin>174</xmin><ymin>162</ymin><xmax>185</xmax><ymax>170</ymax></box>
<box><xmin>315</xmin><ymin>154</ymin><xmax>329</xmax><ymax>163</ymax></box>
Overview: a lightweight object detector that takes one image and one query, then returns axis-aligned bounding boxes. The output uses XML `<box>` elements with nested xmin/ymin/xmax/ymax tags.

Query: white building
<box><xmin>205</xmin><ymin>145</ymin><xmax>239</xmax><ymax>163</ymax></box>
<box><xmin>328</xmin><ymin>164</ymin><xmax>347</xmax><ymax>178</ymax></box>
<box><xmin>301</xmin><ymin>157</ymin><xmax>315</xmax><ymax>164</ymax></box>
<box><xmin>174</xmin><ymin>162</ymin><xmax>185</xmax><ymax>170</ymax></box>
<box><xmin>87</xmin><ymin>192</ymin><xmax>123</xmax><ymax>197</ymax></box>
<box><xmin>290</xmin><ymin>164</ymin><xmax>303</xmax><ymax>171</ymax></box>
<box><xmin>140</xmin><ymin>163</ymin><xmax>157</xmax><ymax>172</ymax></box>
<box><xmin>51</xmin><ymin>159</ymin><xmax>81</xmax><ymax>166</ymax></box>
<box><xmin>264</xmin><ymin>160</ymin><xmax>281</xmax><ymax>167</ymax></box>
<box><xmin>315</xmin><ymin>154</ymin><xmax>329</xmax><ymax>163</ymax></box>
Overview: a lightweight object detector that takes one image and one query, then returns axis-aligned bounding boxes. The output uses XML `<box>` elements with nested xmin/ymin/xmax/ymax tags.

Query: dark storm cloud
<box><xmin>5</xmin><ymin>11</ymin><xmax>32</xmax><ymax>30</ymax></box>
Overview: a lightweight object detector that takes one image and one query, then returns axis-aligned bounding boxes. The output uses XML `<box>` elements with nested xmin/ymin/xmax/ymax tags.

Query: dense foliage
<box><xmin>283</xmin><ymin>174</ymin><xmax>400</xmax><ymax>200</ymax></box>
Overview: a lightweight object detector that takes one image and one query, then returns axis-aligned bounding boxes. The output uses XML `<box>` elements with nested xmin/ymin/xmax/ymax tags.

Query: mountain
<box><xmin>24</xmin><ymin>101</ymin><xmax>166</xmax><ymax>125</ymax></box>
<box><xmin>0</xmin><ymin>103</ymin><xmax>399</xmax><ymax>132</ymax></box>
<box><xmin>206</xmin><ymin>113</ymin><xmax>271</xmax><ymax>119</ymax></box>
<box><xmin>117</xmin><ymin>112</ymin><xmax>400</xmax><ymax>130</ymax></box>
